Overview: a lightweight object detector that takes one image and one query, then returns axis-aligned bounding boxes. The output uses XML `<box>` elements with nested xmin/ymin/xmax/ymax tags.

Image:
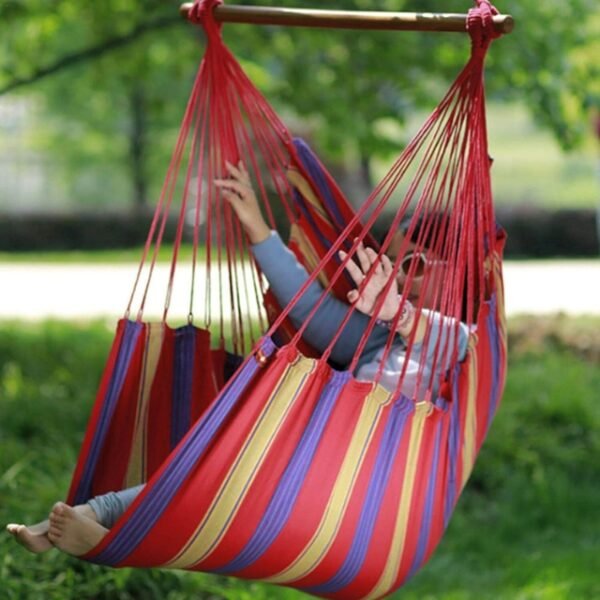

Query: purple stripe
<box><xmin>444</xmin><ymin>371</ymin><xmax>462</xmax><ymax>527</ymax></box>
<box><xmin>214</xmin><ymin>369</ymin><xmax>350</xmax><ymax>573</ymax></box>
<box><xmin>304</xmin><ymin>396</ymin><xmax>413</xmax><ymax>596</ymax></box>
<box><xmin>485</xmin><ymin>293</ymin><xmax>502</xmax><ymax>432</ymax></box>
<box><xmin>89</xmin><ymin>337</ymin><xmax>277</xmax><ymax>566</ymax></box>
<box><xmin>171</xmin><ymin>325</ymin><xmax>196</xmax><ymax>449</ymax></box>
<box><xmin>291</xmin><ymin>138</ymin><xmax>354</xmax><ymax>288</ymax></box>
<box><xmin>200</xmin><ymin>362</ymin><xmax>318</xmax><ymax>562</ymax></box>
<box><xmin>407</xmin><ymin>417</ymin><xmax>444</xmax><ymax>580</ymax></box>
<box><xmin>292</xmin><ymin>187</ymin><xmax>334</xmax><ymax>251</ymax></box>
<box><xmin>293</xmin><ymin>138</ymin><xmax>346</xmax><ymax>231</ymax></box>
<box><xmin>74</xmin><ymin>320</ymin><xmax>144</xmax><ymax>505</ymax></box>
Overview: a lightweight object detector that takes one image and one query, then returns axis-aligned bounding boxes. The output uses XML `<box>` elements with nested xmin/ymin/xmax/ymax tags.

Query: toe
<box><xmin>47</xmin><ymin>529</ymin><xmax>60</xmax><ymax>543</ymax></box>
<box><xmin>51</xmin><ymin>502</ymin><xmax>67</xmax><ymax>517</ymax></box>
<box><xmin>48</xmin><ymin>524</ymin><xmax>62</xmax><ymax>538</ymax></box>
<box><xmin>61</xmin><ymin>504</ymin><xmax>77</xmax><ymax>519</ymax></box>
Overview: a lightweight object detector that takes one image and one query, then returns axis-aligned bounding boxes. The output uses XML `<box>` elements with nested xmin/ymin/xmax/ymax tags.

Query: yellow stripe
<box><xmin>165</xmin><ymin>355</ymin><xmax>316</xmax><ymax>569</ymax></box>
<box><xmin>125</xmin><ymin>324</ymin><xmax>164</xmax><ymax>487</ymax></box>
<box><xmin>494</xmin><ymin>256</ymin><xmax>508</xmax><ymax>346</ymax></box>
<box><xmin>265</xmin><ymin>384</ymin><xmax>391</xmax><ymax>585</ymax></box>
<box><xmin>460</xmin><ymin>339</ymin><xmax>478</xmax><ymax>489</ymax></box>
<box><xmin>286</xmin><ymin>169</ymin><xmax>331</xmax><ymax>223</ymax></box>
<box><xmin>364</xmin><ymin>401</ymin><xmax>431</xmax><ymax>600</ymax></box>
<box><xmin>288</xmin><ymin>223</ymin><xmax>331</xmax><ymax>290</ymax></box>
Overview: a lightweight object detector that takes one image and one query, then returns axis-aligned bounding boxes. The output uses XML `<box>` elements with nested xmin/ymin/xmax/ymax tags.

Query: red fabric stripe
<box><xmin>387</xmin><ymin>411</ymin><xmax>444</xmax><ymax>593</ymax></box>
<box><xmin>191</xmin><ymin>329</ymin><xmax>219</xmax><ymax>424</ymax></box>
<box><xmin>422</xmin><ymin>412</ymin><xmax>452</xmax><ymax>567</ymax></box>
<box><xmin>334</xmin><ymin>403</ymin><xmax>416</xmax><ymax>598</ymax></box>
<box><xmin>197</xmin><ymin>362</ymin><xmax>331</xmax><ymax>571</ymax></box>
<box><xmin>67</xmin><ymin>319</ymin><xmax>128</xmax><ymax>503</ymax></box>
<box><xmin>146</xmin><ymin>327</ymin><xmax>174</xmax><ymax>477</ymax></box>
<box><xmin>234</xmin><ymin>378</ymin><xmax>376</xmax><ymax>580</ymax></box>
<box><xmin>90</xmin><ymin>324</ymin><xmax>146</xmax><ymax>496</ymax></box>
<box><xmin>112</xmin><ymin>347</ymin><xmax>297</xmax><ymax>567</ymax></box>
<box><xmin>290</xmin><ymin>395</ymin><xmax>393</xmax><ymax>589</ymax></box>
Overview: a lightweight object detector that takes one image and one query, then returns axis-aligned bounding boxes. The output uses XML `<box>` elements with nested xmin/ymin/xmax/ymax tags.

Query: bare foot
<box><xmin>6</xmin><ymin>520</ymin><xmax>53</xmax><ymax>553</ymax></box>
<box><xmin>47</xmin><ymin>502</ymin><xmax>108</xmax><ymax>556</ymax></box>
<box><xmin>6</xmin><ymin>503</ymin><xmax>99</xmax><ymax>555</ymax></box>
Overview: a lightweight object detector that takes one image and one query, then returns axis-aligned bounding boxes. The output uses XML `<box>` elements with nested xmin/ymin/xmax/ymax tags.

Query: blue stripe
<box><xmin>292</xmin><ymin>187</ymin><xmax>334</xmax><ymax>252</ymax></box>
<box><xmin>406</xmin><ymin>418</ymin><xmax>443</xmax><ymax>580</ymax></box>
<box><xmin>74</xmin><ymin>320</ymin><xmax>144</xmax><ymax>505</ymax></box>
<box><xmin>304</xmin><ymin>397</ymin><xmax>413</xmax><ymax>596</ymax></box>
<box><xmin>215</xmin><ymin>369</ymin><xmax>351</xmax><ymax>574</ymax></box>
<box><xmin>291</xmin><ymin>138</ymin><xmax>354</xmax><ymax>287</ymax></box>
<box><xmin>202</xmin><ymin>364</ymin><xmax>318</xmax><ymax>561</ymax></box>
<box><xmin>485</xmin><ymin>293</ymin><xmax>501</xmax><ymax>433</ymax></box>
<box><xmin>444</xmin><ymin>371</ymin><xmax>461</xmax><ymax>527</ymax></box>
<box><xmin>90</xmin><ymin>337</ymin><xmax>277</xmax><ymax>566</ymax></box>
<box><xmin>171</xmin><ymin>325</ymin><xmax>196</xmax><ymax>449</ymax></box>
<box><xmin>293</xmin><ymin>138</ymin><xmax>346</xmax><ymax>231</ymax></box>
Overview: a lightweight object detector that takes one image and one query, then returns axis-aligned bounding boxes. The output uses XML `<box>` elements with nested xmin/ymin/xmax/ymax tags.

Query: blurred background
<box><xmin>1</xmin><ymin>1</ymin><xmax>598</xmax><ymax>599</ymax></box>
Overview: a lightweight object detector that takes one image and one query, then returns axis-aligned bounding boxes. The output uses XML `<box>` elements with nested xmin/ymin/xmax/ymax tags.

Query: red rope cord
<box><xmin>125</xmin><ymin>0</ymin><xmax>503</xmax><ymax>404</ymax></box>
<box><xmin>125</xmin><ymin>60</ymin><xmax>205</xmax><ymax>319</ymax></box>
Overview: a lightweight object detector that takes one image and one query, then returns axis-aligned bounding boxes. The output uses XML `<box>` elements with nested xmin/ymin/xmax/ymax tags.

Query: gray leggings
<box><xmin>87</xmin><ymin>485</ymin><xmax>144</xmax><ymax>529</ymax></box>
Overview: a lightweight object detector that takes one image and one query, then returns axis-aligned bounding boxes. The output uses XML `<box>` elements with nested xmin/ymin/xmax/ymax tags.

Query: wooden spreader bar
<box><xmin>179</xmin><ymin>3</ymin><xmax>514</xmax><ymax>34</ymax></box>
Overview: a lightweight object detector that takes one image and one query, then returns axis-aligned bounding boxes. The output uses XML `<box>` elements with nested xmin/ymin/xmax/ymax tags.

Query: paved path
<box><xmin>1</xmin><ymin>260</ymin><xmax>599</xmax><ymax>320</ymax></box>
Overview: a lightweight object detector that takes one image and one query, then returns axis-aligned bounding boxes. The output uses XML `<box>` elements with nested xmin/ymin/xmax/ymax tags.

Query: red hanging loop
<box><xmin>187</xmin><ymin>0</ymin><xmax>224</xmax><ymax>32</ymax></box>
<box><xmin>467</xmin><ymin>0</ymin><xmax>501</xmax><ymax>53</ymax></box>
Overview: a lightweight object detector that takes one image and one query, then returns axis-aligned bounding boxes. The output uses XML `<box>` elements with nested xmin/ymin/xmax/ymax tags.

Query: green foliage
<box><xmin>0</xmin><ymin>1</ymin><xmax>198</xmax><ymax>208</ymax></box>
<box><xmin>1</xmin><ymin>1</ymin><xmax>598</xmax><ymax>209</ymax></box>
<box><xmin>376</xmin><ymin>103</ymin><xmax>599</xmax><ymax>209</ymax></box>
<box><xmin>1</xmin><ymin>316</ymin><xmax>599</xmax><ymax>598</ymax></box>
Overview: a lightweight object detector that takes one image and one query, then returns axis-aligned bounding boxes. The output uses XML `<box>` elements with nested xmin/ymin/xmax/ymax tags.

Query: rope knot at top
<box><xmin>467</xmin><ymin>0</ymin><xmax>501</xmax><ymax>53</ymax></box>
<box><xmin>188</xmin><ymin>0</ymin><xmax>224</xmax><ymax>30</ymax></box>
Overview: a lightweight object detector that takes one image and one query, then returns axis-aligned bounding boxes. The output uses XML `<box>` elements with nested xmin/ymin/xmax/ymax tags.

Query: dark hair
<box><xmin>376</xmin><ymin>211</ymin><xmax>477</xmax><ymax>321</ymax></box>
<box><xmin>377</xmin><ymin>211</ymin><xmax>450</xmax><ymax>251</ymax></box>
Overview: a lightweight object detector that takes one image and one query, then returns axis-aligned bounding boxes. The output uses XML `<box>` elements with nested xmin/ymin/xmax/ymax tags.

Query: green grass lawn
<box><xmin>1</xmin><ymin>316</ymin><xmax>599</xmax><ymax>599</ymax></box>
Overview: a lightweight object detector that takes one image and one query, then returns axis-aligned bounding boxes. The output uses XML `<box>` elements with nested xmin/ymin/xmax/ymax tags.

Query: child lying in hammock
<box><xmin>7</xmin><ymin>161</ymin><xmax>469</xmax><ymax>557</ymax></box>
<box><xmin>215</xmin><ymin>161</ymin><xmax>468</xmax><ymax>397</ymax></box>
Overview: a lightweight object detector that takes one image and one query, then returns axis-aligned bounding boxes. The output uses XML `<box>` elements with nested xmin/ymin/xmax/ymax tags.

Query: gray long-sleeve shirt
<box><xmin>253</xmin><ymin>231</ymin><xmax>469</xmax><ymax>398</ymax></box>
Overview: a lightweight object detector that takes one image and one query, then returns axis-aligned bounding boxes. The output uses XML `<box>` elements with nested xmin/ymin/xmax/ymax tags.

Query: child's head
<box><xmin>381</xmin><ymin>214</ymin><xmax>450</xmax><ymax>309</ymax></box>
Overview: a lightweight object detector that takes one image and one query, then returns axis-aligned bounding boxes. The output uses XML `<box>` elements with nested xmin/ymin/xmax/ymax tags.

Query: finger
<box><xmin>381</xmin><ymin>253</ymin><xmax>393</xmax><ymax>277</ymax></box>
<box><xmin>238</xmin><ymin>165</ymin><xmax>251</xmax><ymax>186</ymax></box>
<box><xmin>214</xmin><ymin>179</ymin><xmax>248</xmax><ymax>197</ymax></box>
<box><xmin>347</xmin><ymin>290</ymin><xmax>359</xmax><ymax>304</ymax></box>
<box><xmin>226</xmin><ymin>160</ymin><xmax>251</xmax><ymax>185</ymax></box>
<box><xmin>339</xmin><ymin>251</ymin><xmax>365</xmax><ymax>286</ymax></box>
<box><xmin>365</xmin><ymin>248</ymin><xmax>382</xmax><ymax>274</ymax></box>
<box><xmin>226</xmin><ymin>161</ymin><xmax>248</xmax><ymax>183</ymax></box>
<box><xmin>220</xmin><ymin>189</ymin><xmax>239</xmax><ymax>202</ymax></box>
<box><xmin>355</xmin><ymin>241</ymin><xmax>372</xmax><ymax>275</ymax></box>
<box><xmin>221</xmin><ymin>190</ymin><xmax>243</xmax><ymax>212</ymax></box>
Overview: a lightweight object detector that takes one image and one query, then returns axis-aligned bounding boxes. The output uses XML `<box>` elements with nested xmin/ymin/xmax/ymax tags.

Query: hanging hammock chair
<box><xmin>66</xmin><ymin>1</ymin><xmax>508</xmax><ymax>597</ymax></box>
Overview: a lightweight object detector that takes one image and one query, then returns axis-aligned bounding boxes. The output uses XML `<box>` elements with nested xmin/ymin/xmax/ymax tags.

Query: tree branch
<box><xmin>0</xmin><ymin>15</ymin><xmax>185</xmax><ymax>96</ymax></box>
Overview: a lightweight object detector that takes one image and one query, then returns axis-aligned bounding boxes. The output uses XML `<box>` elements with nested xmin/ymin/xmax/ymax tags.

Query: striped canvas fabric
<box><xmin>67</xmin><ymin>232</ymin><xmax>506</xmax><ymax>599</ymax></box>
<box><xmin>65</xmin><ymin>0</ymin><xmax>509</xmax><ymax>593</ymax></box>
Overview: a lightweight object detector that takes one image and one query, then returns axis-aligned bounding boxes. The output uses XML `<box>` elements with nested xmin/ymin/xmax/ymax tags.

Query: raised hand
<box><xmin>339</xmin><ymin>241</ymin><xmax>400</xmax><ymax>321</ymax></box>
<box><xmin>214</xmin><ymin>161</ymin><xmax>270</xmax><ymax>244</ymax></box>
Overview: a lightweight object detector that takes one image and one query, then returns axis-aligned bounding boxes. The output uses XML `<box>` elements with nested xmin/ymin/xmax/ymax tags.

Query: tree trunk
<box><xmin>129</xmin><ymin>85</ymin><xmax>147</xmax><ymax>211</ymax></box>
<box><xmin>359</xmin><ymin>153</ymin><xmax>372</xmax><ymax>191</ymax></box>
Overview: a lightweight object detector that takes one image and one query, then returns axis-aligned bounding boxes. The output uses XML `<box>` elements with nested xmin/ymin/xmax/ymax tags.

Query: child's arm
<box><xmin>215</xmin><ymin>162</ymin><xmax>388</xmax><ymax>366</ymax></box>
